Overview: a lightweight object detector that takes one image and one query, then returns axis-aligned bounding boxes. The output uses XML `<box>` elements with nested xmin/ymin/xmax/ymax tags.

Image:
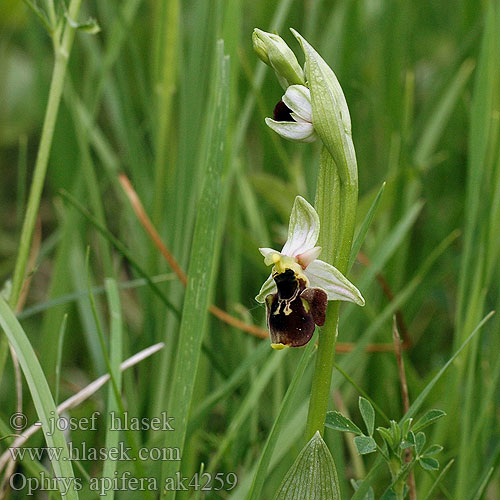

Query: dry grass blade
<box><xmin>0</xmin><ymin>342</ymin><xmax>164</xmax><ymax>473</ymax></box>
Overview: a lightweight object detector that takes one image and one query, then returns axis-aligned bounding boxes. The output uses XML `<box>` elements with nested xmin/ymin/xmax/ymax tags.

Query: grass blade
<box><xmin>101</xmin><ymin>278</ymin><xmax>123</xmax><ymax>500</ymax></box>
<box><xmin>161</xmin><ymin>41</ymin><xmax>230</xmax><ymax>499</ymax></box>
<box><xmin>0</xmin><ymin>296</ymin><xmax>79</xmax><ymax>500</ymax></box>
<box><xmin>348</xmin><ymin>182</ymin><xmax>386</xmax><ymax>272</ymax></box>
<box><xmin>402</xmin><ymin>311</ymin><xmax>494</xmax><ymax>421</ymax></box>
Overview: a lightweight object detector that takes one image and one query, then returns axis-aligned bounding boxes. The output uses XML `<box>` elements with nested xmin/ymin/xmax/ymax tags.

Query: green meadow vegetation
<box><xmin>0</xmin><ymin>0</ymin><xmax>499</xmax><ymax>498</ymax></box>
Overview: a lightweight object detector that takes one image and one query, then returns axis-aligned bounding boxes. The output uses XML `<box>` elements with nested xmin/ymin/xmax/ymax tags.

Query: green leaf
<box><xmin>325</xmin><ymin>411</ymin><xmax>363</xmax><ymax>434</ymax></box>
<box><xmin>0</xmin><ymin>297</ymin><xmax>79</xmax><ymax>500</ymax></box>
<box><xmin>424</xmin><ymin>444</ymin><xmax>443</xmax><ymax>456</ymax></box>
<box><xmin>419</xmin><ymin>457</ymin><xmax>440</xmax><ymax>471</ymax></box>
<box><xmin>359</xmin><ymin>397</ymin><xmax>375</xmax><ymax>436</ymax></box>
<box><xmin>415</xmin><ymin>432</ymin><xmax>426</xmax><ymax>455</ymax></box>
<box><xmin>272</xmin><ymin>431</ymin><xmax>341</xmax><ymax>500</ymax></box>
<box><xmin>354</xmin><ymin>435</ymin><xmax>377</xmax><ymax>455</ymax></box>
<box><xmin>413</xmin><ymin>409</ymin><xmax>446</xmax><ymax>432</ymax></box>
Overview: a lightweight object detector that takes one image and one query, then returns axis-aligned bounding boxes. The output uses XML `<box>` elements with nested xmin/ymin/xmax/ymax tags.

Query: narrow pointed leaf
<box><xmin>412</xmin><ymin>409</ymin><xmax>446</xmax><ymax>432</ymax></box>
<box><xmin>0</xmin><ymin>297</ymin><xmax>79</xmax><ymax>500</ymax></box>
<box><xmin>348</xmin><ymin>182</ymin><xmax>386</xmax><ymax>272</ymax></box>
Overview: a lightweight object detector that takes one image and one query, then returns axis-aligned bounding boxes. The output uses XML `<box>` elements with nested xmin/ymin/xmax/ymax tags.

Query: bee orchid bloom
<box><xmin>256</xmin><ymin>196</ymin><xmax>364</xmax><ymax>349</ymax></box>
<box><xmin>265</xmin><ymin>85</ymin><xmax>316</xmax><ymax>143</ymax></box>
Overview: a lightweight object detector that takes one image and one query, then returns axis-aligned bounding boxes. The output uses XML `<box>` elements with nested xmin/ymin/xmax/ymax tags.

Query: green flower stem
<box><xmin>0</xmin><ymin>0</ymin><xmax>82</xmax><ymax>375</ymax></box>
<box><xmin>305</xmin><ymin>146</ymin><xmax>358</xmax><ymax>441</ymax></box>
<box><xmin>314</xmin><ymin>148</ymin><xmax>342</xmax><ymax>264</ymax></box>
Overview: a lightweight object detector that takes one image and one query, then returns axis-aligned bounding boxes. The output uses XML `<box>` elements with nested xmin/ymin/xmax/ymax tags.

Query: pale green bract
<box><xmin>272</xmin><ymin>431</ymin><xmax>342</xmax><ymax>500</ymax></box>
<box><xmin>255</xmin><ymin>195</ymin><xmax>364</xmax><ymax>306</ymax></box>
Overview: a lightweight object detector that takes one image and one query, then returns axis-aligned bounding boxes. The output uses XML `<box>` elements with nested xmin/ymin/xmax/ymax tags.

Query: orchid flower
<box><xmin>265</xmin><ymin>85</ymin><xmax>317</xmax><ymax>143</ymax></box>
<box><xmin>256</xmin><ymin>196</ymin><xmax>364</xmax><ymax>349</ymax></box>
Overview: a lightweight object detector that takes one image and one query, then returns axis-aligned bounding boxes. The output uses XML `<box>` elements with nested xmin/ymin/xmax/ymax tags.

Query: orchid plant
<box><xmin>253</xmin><ymin>27</ymin><xmax>362</xmax><ymax>450</ymax></box>
<box><xmin>256</xmin><ymin>196</ymin><xmax>364</xmax><ymax>349</ymax></box>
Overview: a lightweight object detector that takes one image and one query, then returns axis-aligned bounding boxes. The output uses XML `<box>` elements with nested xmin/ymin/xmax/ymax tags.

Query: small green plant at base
<box><xmin>326</xmin><ymin>397</ymin><xmax>446</xmax><ymax>499</ymax></box>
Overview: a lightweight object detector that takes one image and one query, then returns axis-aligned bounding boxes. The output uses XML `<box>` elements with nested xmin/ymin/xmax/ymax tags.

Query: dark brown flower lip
<box><xmin>265</xmin><ymin>268</ymin><xmax>327</xmax><ymax>348</ymax></box>
<box><xmin>273</xmin><ymin>100</ymin><xmax>295</xmax><ymax>122</ymax></box>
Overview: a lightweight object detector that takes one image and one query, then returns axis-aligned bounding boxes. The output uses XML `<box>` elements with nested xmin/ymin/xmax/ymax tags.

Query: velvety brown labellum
<box><xmin>266</xmin><ymin>269</ymin><xmax>327</xmax><ymax>347</ymax></box>
<box><xmin>273</xmin><ymin>100</ymin><xmax>294</xmax><ymax>122</ymax></box>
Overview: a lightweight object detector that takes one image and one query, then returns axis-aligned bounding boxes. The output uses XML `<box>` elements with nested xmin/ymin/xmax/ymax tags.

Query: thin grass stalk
<box><xmin>9</xmin><ymin>0</ymin><xmax>82</xmax><ymax>310</ymax></box>
<box><xmin>152</xmin><ymin>0</ymin><xmax>180</xmax><ymax>226</ymax></box>
<box><xmin>0</xmin><ymin>0</ymin><xmax>83</xmax><ymax>378</ymax></box>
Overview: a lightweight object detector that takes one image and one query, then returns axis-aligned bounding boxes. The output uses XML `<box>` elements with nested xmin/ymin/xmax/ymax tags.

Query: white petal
<box><xmin>265</xmin><ymin>118</ymin><xmax>316</xmax><ymax>143</ymax></box>
<box><xmin>282</xmin><ymin>84</ymin><xmax>313</xmax><ymax>122</ymax></box>
<box><xmin>296</xmin><ymin>246</ymin><xmax>322</xmax><ymax>268</ymax></box>
<box><xmin>255</xmin><ymin>273</ymin><xmax>277</xmax><ymax>303</ymax></box>
<box><xmin>259</xmin><ymin>248</ymin><xmax>281</xmax><ymax>266</ymax></box>
<box><xmin>282</xmin><ymin>196</ymin><xmax>320</xmax><ymax>258</ymax></box>
<box><xmin>305</xmin><ymin>259</ymin><xmax>365</xmax><ymax>305</ymax></box>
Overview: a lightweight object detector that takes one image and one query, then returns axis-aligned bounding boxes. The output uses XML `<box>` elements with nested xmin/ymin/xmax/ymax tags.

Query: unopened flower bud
<box><xmin>252</xmin><ymin>28</ymin><xmax>305</xmax><ymax>88</ymax></box>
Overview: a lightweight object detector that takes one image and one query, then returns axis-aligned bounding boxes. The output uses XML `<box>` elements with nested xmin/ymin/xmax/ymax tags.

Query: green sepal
<box><xmin>291</xmin><ymin>28</ymin><xmax>356</xmax><ymax>184</ymax></box>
